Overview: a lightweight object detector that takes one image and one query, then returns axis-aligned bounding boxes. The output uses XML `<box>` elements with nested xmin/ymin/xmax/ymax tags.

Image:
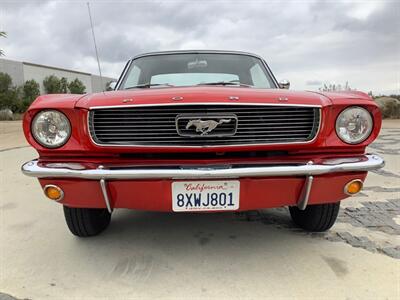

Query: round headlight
<box><xmin>32</xmin><ymin>110</ymin><xmax>71</xmax><ymax>148</ymax></box>
<box><xmin>335</xmin><ymin>106</ymin><xmax>373</xmax><ymax>144</ymax></box>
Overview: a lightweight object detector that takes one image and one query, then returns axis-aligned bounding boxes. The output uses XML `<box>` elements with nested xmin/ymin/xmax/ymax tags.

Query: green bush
<box><xmin>21</xmin><ymin>79</ymin><xmax>40</xmax><ymax>112</ymax></box>
<box><xmin>0</xmin><ymin>72</ymin><xmax>88</xmax><ymax>115</ymax></box>
<box><xmin>0</xmin><ymin>73</ymin><xmax>41</xmax><ymax>113</ymax></box>
<box><xmin>0</xmin><ymin>72</ymin><xmax>12</xmax><ymax>93</ymax></box>
<box><xmin>43</xmin><ymin>75</ymin><xmax>61</xmax><ymax>94</ymax></box>
<box><xmin>68</xmin><ymin>78</ymin><xmax>86</xmax><ymax>94</ymax></box>
<box><xmin>0</xmin><ymin>72</ymin><xmax>22</xmax><ymax>112</ymax></box>
<box><xmin>375</xmin><ymin>97</ymin><xmax>400</xmax><ymax>119</ymax></box>
<box><xmin>60</xmin><ymin>77</ymin><xmax>68</xmax><ymax>93</ymax></box>
<box><xmin>0</xmin><ymin>86</ymin><xmax>22</xmax><ymax>113</ymax></box>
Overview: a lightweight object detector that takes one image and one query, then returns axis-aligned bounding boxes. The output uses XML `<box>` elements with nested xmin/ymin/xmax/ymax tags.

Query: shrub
<box><xmin>0</xmin><ymin>72</ymin><xmax>23</xmax><ymax>112</ymax></box>
<box><xmin>0</xmin><ymin>86</ymin><xmax>22</xmax><ymax>113</ymax></box>
<box><xmin>21</xmin><ymin>79</ymin><xmax>40</xmax><ymax>112</ymax></box>
<box><xmin>375</xmin><ymin>97</ymin><xmax>400</xmax><ymax>119</ymax></box>
<box><xmin>68</xmin><ymin>78</ymin><xmax>86</xmax><ymax>94</ymax></box>
<box><xmin>60</xmin><ymin>77</ymin><xmax>68</xmax><ymax>93</ymax></box>
<box><xmin>0</xmin><ymin>72</ymin><xmax>12</xmax><ymax>93</ymax></box>
<box><xmin>43</xmin><ymin>75</ymin><xmax>61</xmax><ymax>94</ymax></box>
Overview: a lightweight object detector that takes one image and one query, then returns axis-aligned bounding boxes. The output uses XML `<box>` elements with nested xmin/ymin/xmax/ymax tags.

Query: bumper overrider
<box><xmin>21</xmin><ymin>154</ymin><xmax>384</xmax><ymax>212</ymax></box>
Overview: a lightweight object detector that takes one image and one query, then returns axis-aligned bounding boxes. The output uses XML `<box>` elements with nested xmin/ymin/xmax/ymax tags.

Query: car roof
<box><xmin>131</xmin><ymin>50</ymin><xmax>264</xmax><ymax>61</ymax></box>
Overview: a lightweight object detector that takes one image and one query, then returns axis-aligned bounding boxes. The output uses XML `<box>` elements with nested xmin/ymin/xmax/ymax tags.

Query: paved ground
<box><xmin>0</xmin><ymin>120</ymin><xmax>399</xmax><ymax>300</ymax></box>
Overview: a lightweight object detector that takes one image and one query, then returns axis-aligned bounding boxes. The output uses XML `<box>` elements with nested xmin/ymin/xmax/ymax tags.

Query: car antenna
<box><xmin>87</xmin><ymin>2</ymin><xmax>105</xmax><ymax>93</ymax></box>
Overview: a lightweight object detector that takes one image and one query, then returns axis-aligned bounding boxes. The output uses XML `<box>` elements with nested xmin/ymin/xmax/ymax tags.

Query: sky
<box><xmin>0</xmin><ymin>0</ymin><xmax>399</xmax><ymax>94</ymax></box>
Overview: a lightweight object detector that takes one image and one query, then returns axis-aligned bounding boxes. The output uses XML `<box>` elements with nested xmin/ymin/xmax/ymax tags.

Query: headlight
<box><xmin>335</xmin><ymin>106</ymin><xmax>373</xmax><ymax>144</ymax></box>
<box><xmin>32</xmin><ymin>110</ymin><xmax>71</xmax><ymax>148</ymax></box>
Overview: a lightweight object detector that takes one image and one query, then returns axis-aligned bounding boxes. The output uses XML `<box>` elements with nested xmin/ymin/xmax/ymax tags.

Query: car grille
<box><xmin>88</xmin><ymin>104</ymin><xmax>320</xmax><ymax>146</ymax></box>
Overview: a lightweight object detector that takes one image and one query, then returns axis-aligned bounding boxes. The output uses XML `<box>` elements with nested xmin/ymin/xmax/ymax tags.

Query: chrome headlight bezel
<box><xmin>31</xmin><ymin>110</ymin><xmax>71</xmax><ymax>148</ymax></box>
<box><xmin>335</xmin><ymin>106</ymin><xmax>373</xmax><ymax>145</ymax></box>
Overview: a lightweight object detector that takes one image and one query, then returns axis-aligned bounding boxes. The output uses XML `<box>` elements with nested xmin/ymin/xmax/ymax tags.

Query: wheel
<box><xmin>63</xmin><ymin>206</ymin><xmax>111</xmax><ymax>237</ymax></box>
<box><xmin>289</xmin><ymin>202</ymin><xmax>340</xmax><ymax>232</ymax></box>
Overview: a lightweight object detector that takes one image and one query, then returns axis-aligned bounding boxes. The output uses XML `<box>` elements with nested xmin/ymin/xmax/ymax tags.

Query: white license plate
<box><xmin>172</xmin><ymin>180</ymin><xmax>240</xmax><ymax>212</ymax></box>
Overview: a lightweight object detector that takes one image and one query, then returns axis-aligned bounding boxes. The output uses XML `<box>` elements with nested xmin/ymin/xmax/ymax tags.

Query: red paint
<box><xmin>23</xmin><ymin>88</ymin><xmax>381</xmax><ymax>157</ymax></box>
<box><xmin>39</xmin><ymin>172</ymin><xmax>367</xmax><ymax>210</ymax></box>
<box><xmin>25</xmin><ymin>86</ymin><xmax>381</xmax><ymax>211</ymax></box>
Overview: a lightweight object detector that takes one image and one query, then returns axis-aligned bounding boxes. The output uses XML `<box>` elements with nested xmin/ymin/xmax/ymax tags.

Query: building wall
<box><xmin>91</xmin><ymin>74</ymin><xmax>116</xmax><ymax>92</ymax></box>
<box><xmin>0</xmin><ymin>58</ymin><xmax>116</xmax><ymax>94</ymax></box>
<box><xmin>22</xmin><ymin>63</ymin><xmax>93</xmax><ymax>94</ymax></box>
<box><xmin>0</xmin><ymin>59</ymin><xmax>24</xmax><ymax>87</ymax></box>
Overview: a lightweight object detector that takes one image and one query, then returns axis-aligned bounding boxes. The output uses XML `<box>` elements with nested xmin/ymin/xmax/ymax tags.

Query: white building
<box><xmin>0</xmin><ymin>58</ymin><xmax>116</xmax><ymax>94</ymax></box>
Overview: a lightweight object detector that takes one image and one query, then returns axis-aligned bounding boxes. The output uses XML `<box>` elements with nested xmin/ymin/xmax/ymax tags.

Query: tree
<box><xmin>21</xmin><ymin>79</ymin><xmax>40</xmax><ymax>111</ymax></box>
<box><xmin>319</xmin><ymin>82</ymin><xmax>354</xmax><ymax>92</ymax></box>
<box><xmin>0</xmin><ymin>31</ymin><xmax>6</xmax><ymax>56</ymax></box>
<box><xmin>0</xmin><ymin>72</ymin><xmax>12</xmax><ymax>93</ymax></box>
<box><xmin>60</xmin><ymin>77</ymin><xmax>68</xmax><ymax>93</ymax></box>
<box><xmin>68</xmin><ymin>78</ymin><xmax>86</xmax><ymax>94</ymax></box>
<box><xmin>0</xmin><ymin>72</ymin><xmax>22</xmax><ymax>112</ymax></box>
<box><xmin>43</xmin><ymin>75</ymin><xmax>61</xmax><ymax>94</ymax></box>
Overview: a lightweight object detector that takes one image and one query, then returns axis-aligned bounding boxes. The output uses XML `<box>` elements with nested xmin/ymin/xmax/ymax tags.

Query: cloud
<box><xmin>306</xmin><ymin>80</ymin><xmax>323</xmax><ymax>86</ymax></box>
<box><xmin>1</xmin><ymin>0</ymin><xmax>399</xmax><ymax>94</ymax></box>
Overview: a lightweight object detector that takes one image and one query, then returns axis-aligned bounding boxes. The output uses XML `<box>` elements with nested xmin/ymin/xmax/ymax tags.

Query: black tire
<box><xmin>63</xmin><ymin>206</ymin><xmax>111</xmax><ymax>237</ymax></box>
<box><xmin>289</xmin><ymin>202</ymin><xmax>340</xmax><ymax>232</ymax></box>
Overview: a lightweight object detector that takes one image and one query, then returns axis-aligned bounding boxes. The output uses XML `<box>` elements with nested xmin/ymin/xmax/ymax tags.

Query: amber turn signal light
<box><xmin>43</xmin><ymin>185</ymin><xmax>64</xmax><ymax>201</ymax></box>
<box><xmin>344</xmin><ymin>179</ymin><xmax>363</xmax><ymax>195</ymax></box>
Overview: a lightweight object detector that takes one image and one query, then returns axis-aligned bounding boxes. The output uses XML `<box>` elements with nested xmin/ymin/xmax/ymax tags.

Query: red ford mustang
<box><xmin>21</xmin><ymin>50</ymin><xmax>384</xmax><ymax>237</ymax></box>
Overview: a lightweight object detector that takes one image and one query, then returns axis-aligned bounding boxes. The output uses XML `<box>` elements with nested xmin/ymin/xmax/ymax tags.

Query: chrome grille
<box><xmin>89</xmin><ymin>104</ymin><xmax>320</xmax><ymax>146</ymax></box>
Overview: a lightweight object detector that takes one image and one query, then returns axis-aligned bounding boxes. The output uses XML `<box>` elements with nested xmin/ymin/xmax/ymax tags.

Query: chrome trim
<box><xmin>43</xmin><ymin>184</ymin><xmax>64</xmax><ymax>202</ymax></box>
<box><xmin>297</xmin><ymin>175</ymin><xmax>313</xmax><ymax>210</ymax></box>
<box><xmin>172</xmin><ymin>96</ymin><xmax>184</xmax><ymax>101</ymax></box>
<box><xmin>115</xmin><ymin>59</ymin><xmax>132</xmax><ymax>90</ymax></box>
<box><xmin>279</xmin><ymin>79</ymin><xmax>290</xmax><ymax>90</ymax></box>
<box><xmin>343</xmin><ymin>179</ymin><xmax>364</xmax><ymax>196</ymax></box>
<box><xmin>22</xmin><ymin>154</ymin><xmax>384</xmax><ymax>180</ymax></box>
<box><xmin>89</xmin><ymin>102</ymin><xmax>321</xmax><ymax>110</ymax></box>
<box><xmin>175</xmin><ymin>114</ymin><xmax>238</xmax><ymax>137</ymax></box>
<box><xmin>86</xmin><ymin>103</ymin><xmax>322</xmax><ymax>148</ymax></box>
<box><xmin>100</xmin><ymin>178</ymin><xmax>113</xmax><ymax>213</ymax></box>
<box><xmin>31</xmin><ymin>110</ymin><xmax>72</xmax><ymax>149</ymax></box>
<box><xmin>335</xmin><ymin>106</ymin><xmax>374</xmax><ymax>145</ymax></box>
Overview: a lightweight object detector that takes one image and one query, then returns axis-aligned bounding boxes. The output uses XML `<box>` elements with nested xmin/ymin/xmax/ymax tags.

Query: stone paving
<box><xmin>237</xmin><ymin>127</ymin><xmax>400</xmax><ymax>259</ymax></box>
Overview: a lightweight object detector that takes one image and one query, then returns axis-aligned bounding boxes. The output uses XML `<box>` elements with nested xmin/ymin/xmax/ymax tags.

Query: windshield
<box><xmin>119</xmin><ymin>53</ymin><xmax>276</xmax><ymax>89</ymax></box>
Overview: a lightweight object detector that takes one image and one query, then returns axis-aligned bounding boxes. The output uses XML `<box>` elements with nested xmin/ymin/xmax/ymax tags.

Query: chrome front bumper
<box><xmin>21</xmin><ymin>154</ymin><xmax>384</xmax><ymax>180</ymax></box>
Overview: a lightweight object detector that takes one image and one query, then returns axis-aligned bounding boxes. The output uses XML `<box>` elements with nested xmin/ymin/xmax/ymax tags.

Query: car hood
<box><xmin>75</xmin><ymin>87</ymin><xmax>333</xmax><ymax>109</ymax></box>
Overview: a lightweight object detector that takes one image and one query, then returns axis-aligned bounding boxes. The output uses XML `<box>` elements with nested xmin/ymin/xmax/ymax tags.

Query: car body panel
<box><xmin>21</xmin><ymin>50</ymin><xmax>383</xmax><ymax>213</ymax></box>
<box><xmin>38</xmin><ymin>172</ymin><xmax>367</xmax><ymax>210</ymax></box>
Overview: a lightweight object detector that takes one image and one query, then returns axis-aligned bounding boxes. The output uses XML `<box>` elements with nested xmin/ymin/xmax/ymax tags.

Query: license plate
<box><xmin>172</xmin><ymin>180</ymin><xmax>240</xmax><ymax>212</ymax></box>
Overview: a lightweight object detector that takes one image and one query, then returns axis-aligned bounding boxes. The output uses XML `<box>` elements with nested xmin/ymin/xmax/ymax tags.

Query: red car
<box><xmin>22</xmin><ymin>50</ymin><xmax>384</xmax><ymax>237</ymax></box>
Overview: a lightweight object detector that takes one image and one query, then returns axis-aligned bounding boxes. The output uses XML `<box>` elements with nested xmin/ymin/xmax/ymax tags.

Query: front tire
<box><xmin>289</xmin><ymin>202</ymin><xmax>340</xmax><ymax>232</ymax></box>
<box><xmin>63</xmin><ymin>206</ymin><xmax>111</xmax><ymax>237</ymax></box>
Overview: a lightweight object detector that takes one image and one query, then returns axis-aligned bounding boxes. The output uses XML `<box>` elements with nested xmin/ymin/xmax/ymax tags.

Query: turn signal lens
<box><xmin>43</xmin><ymin>185</ymin><xmax>64</xmax><ymax>201</ymax></box>
<box><xmin>344</xmin><ymin>180</ymin><xmax>363</xmax><ymax>195</ymax></box>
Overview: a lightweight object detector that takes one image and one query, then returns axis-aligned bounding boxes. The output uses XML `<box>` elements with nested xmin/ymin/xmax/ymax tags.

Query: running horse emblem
<box><xmin>186</xmin><ymin>119</ymin><xmax>232</xmax><ymax>136</ymax></box>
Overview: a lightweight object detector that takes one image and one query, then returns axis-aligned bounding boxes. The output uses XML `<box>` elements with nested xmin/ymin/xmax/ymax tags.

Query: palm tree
<box><xmin>0</xmin><ymin>31</ymin><xmax>6</xmax><ymax>56</ymax></box>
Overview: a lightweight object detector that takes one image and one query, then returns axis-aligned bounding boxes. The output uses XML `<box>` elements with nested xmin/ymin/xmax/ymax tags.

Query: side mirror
<box><xmin>107</xmin><ymin>81</ymin><xmax>117</xmax><ymax>91</ymax></box>
<box><xmin>279</xmin><ymin>79</ymin><xmax>290</xmax><ymax>89</ymax></box>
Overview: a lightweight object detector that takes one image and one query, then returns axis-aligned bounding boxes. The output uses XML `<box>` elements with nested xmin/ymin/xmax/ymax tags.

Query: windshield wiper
<box><xmin>197</xmin><ymin>81</ymin><xmax>252</xmax><ymax>87</ymax></box>
<box><xmin>125</xmin><ymin>83</ymin><xmax>174</xmax><ymax>89</ymax></box>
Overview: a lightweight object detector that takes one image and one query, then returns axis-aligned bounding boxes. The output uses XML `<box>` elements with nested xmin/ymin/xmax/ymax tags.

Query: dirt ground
<box><xmin>0</xmin><ymin>120</ymin><xmax>399</xmax><ymax>300</ymax></box>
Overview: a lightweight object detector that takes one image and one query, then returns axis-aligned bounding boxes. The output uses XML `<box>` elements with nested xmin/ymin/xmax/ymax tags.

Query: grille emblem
<box><xmin>186</xmin><ymin>119</ymin><xmax>231</xmax><ymax>136</ymax></box>
<box><xmin>176</xmin><ymin>114</ymin><xmax>238</xmax><ymax>137</ymax></box>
